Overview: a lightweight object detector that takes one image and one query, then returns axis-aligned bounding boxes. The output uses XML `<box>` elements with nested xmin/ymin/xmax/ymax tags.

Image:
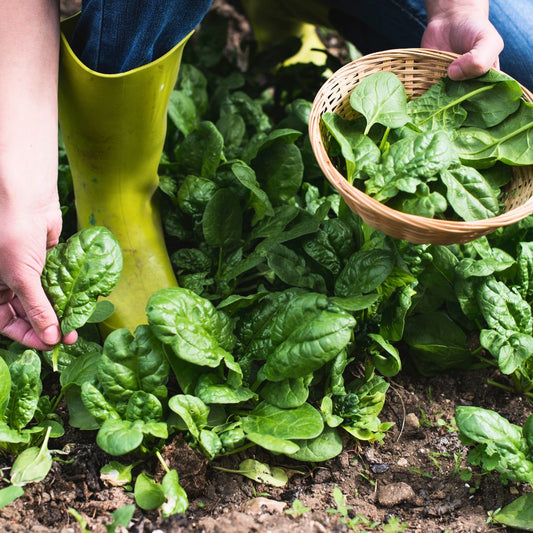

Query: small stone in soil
<box><xmin>377</xmin><ymin>482</ymin><xmax>419</xmax><ymax>507</ymax></box>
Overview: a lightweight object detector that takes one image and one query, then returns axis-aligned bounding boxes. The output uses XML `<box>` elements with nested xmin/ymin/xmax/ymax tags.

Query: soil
<box><xmin>1</xmin><ymin>365</ymin><xmax>530</xmax><ymax>533</ymax></box>
<box><xmin>2</xmin><ymin>1</ymin><xmax>530</xmax><ymax>532</ymax></box>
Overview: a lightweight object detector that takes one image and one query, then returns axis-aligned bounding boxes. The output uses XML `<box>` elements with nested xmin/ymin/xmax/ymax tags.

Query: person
<box><xmin>0</xmin><ymin>0</ymin><xmax>213</xmax><ymax>350</ymax></box>
<box><xmin>324</xmin><ymin>0</ymin><xmax>532</xmax><ymax>88</ymax></box>
<box><xmin>0</xmin><ymin>0</ymin><xmax>529</xmax><ymax>350</ymax></box>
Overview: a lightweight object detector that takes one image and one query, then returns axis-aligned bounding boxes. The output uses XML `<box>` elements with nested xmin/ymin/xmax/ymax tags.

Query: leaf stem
<box><xmin>50</xmin><ymin>390</ymin><xmax>64</xmax><ymax>413</ymax></box>
<box><xmin>156</xmin><ymin>450</ymin><xmax>170</xmax><ymax>473</ymax></box>
<box><xmin>470</xmin><ymin>120</ymin><xmax>533</xmax><ymax>155</ymax></box>
<box><xmin>379</xmin><ymin>127</ymin><xmax>391</xmax><ymax>152</ymax></box>
<box><xmin>40</xmin><ymin>425</ymin><xmax>53</xmax><ymax>454</ymax></box>
<box><xmin>216</xmin><ymin>442</ymin><xmax>255</xmax><ymax>457</ymax></box>
<box><xmin>51</xmin><ymin>344</ymin><xmax>61</xmax><ymax>373</ymax></box>
<box><xmin>419</xmin><ymin>84</ymin><xmax>496</xmax><ymax>125</ymax></box>
<box><xmin>486</xmin><ymin>378</ymin><xmax>514</xmax><ymax>393</ymax></box>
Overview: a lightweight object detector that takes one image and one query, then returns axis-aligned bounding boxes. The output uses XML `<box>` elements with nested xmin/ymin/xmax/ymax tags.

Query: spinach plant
<box><xmin>41</xmin><ymin>226</ymin><xmax>122</xmax><ymax>370</ymax></box>
<box><xmin>6</xmin><ymin>10</ymin><xmax>533</xmax><ymax>520</ymax></box>
<box><xmin>0</xmin><ymin>349</ymin><xmax>62</xmax><ymax>455</ymax></box>
<box><xmin>456</xmin><ymin>405</ymin><xmax>533</xmax><ymax>530</ymax></box>
<box><xmin>0</xmin><ymin>349</ymin><xmax>65</xmax><ymax>505</ymax></box>
<box><xmin>456</xmin><ymin>405</ymin><xmax>533</xmax><ymax>485</ymax></box>
<box><xmin>80</xmin><ymin>325</ymin><xmax>170</xmax><ymax>456</ymax></box>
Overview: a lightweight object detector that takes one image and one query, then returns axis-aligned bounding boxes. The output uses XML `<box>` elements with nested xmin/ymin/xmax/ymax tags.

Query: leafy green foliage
<box><xmin>349</xmin><ymin>72</ymin><xmax>410</xmax><ymax>134</ymax></box>
<box><xmin>52</xmin><ymin>46</ymin><xmax>533</xmax><ymax>515</ymax></box>
<box><xmin>3</xmin><ymin>9</ymin><xmax>533</xmax><ymax>522</ymax></box>
<box><xmin>324</xmin><ymin>70</ymin><xmax>533</xmax><ymax>220</ymax></box>
<box><xmin>456</xmin><ymin>406</ymin><xmax>533</xmax><ymax>485</ymax></box>
<box><xmin>491</xmin><ymin>493</ymin><xmax>533</xmax><ymax>530</ymax></box>
<box><xmin>41</xmin><ymin>226</ymin><xmax>122</xmax><ymax>334</ymax></box>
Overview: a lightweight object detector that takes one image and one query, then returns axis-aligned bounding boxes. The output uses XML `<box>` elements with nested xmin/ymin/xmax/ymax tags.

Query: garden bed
<box><xmin>1</xmin><ymin>1</ymin><xmax>531</xmax><ymax>532</ymax></box>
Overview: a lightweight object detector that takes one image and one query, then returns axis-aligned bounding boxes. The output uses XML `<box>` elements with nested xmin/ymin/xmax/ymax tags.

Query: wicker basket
<box><xmin>309</xmin><ymin>48</ymin><xmax>533</xmax><ymax>245</ymax></box>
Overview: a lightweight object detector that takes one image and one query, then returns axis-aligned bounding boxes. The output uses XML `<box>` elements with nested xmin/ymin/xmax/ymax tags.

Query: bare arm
<box><xmin>423</xmin><ymin>0</ymin><xmax>504</xmax><ymax>79</ymax></box>
<box><xmin>0</xmin><ymin>0</ymin><xmax>76</xmax><ymax>349</ymax></box>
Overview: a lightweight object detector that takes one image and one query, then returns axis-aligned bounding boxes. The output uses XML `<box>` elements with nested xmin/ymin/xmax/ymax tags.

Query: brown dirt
<box><xmin>2</xmin><ymin>2</ymin><xmax>528</xmax><ymax>532</ymax></box>
<box><xmin>1</xmin><ymin>366</ymin><xmax>530</xmax><ymax>532</ymax></box>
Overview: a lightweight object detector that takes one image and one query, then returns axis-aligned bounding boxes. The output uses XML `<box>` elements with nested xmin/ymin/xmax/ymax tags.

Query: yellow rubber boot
<box><xmin>58</xmin><ymin>16</ymin><xmax>191</xmax><ymax>334</ymax></box>
<box><xmin>240</xmin><ymin>0</ymin><xmax>331</xmax><ymax>66</ymax></box>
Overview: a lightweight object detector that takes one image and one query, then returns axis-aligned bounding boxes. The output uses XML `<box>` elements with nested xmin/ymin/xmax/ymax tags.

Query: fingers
<box><xmin>0</xmin><ymin>301</ymin><xmax>55</xmax><ymax>351</ymax></box>
<box><xmin>0</xmin><ymin>284</ymin><xmax>78</xmax><ymax>349</ymax></box>
<box><xmin>2</xmin><ymin>269</ymin><xmax>80</xmax><ymax>347</ymax></box>
<box><xmin>1</xmin><ymin>293</ymin><xmax>78</xmax><ymax>351</ymax></box>
<box><xmin>10</xmin><ymin>273</ymin><xmax>62</xmax><ymax>346</ymax></box>
<box><xmin>46</xmin><ymin>213</ymin><xmax>62</xmax><ymax>250</ymax></box>
<box><xmin>62</xmin><ymin>329</ymin><xmax>79</xmax><ymax>345</ymax></box>
<box><xmin>447</xmin><ymin>30</ymin><xmax>504</xmax><ymax>81</ymax></box>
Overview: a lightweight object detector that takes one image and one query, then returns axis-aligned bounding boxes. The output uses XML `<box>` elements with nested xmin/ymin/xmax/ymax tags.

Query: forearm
<box><xmin>0</xmin><ymin>0</ymin><xmax>60</xmax><ymax>207</ymax></box>
<box><xmin>0</xmin><ymin>1</ymin><xmax>66</xmax><ymax>349</ymax></box>
<box><xmin>425</xmin><ymin>0</ymin><xmax>489</xmax><ymax>19</ymax></box>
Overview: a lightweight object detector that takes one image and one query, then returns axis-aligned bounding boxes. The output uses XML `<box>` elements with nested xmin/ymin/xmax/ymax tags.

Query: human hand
<box><xmin>0</xmin><ymin>0</ymin><xmax>77</xmax><ymax>350</ymax></box>
<box><xmin>0</xmin><ymin>204</ymin><xmax>78</xmax><ymax>350</ymax></box>
<box><xmin>422</xmin><ymin>4</ymin><xmax>504</xmax><ymax>80</ymax></box>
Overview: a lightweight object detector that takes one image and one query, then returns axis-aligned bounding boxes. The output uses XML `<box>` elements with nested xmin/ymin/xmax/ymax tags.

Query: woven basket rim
<box><xmin>308</xmin><ymin>48</ymin><xmax>533</xmax><ymax>243</ymax></box>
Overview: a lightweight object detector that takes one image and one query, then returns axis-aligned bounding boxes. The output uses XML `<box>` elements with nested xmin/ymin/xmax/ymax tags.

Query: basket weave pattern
<box><xmin>309</xmin><ymin>48</ymin><xmax>533</xmax><ymax>244</ymax></box>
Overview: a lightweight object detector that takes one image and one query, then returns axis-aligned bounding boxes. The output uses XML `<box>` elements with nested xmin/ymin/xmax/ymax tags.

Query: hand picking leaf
<box><xmin>42</xmin><ymin>226</ymin><xmax>123</xmax><ymax>334</ymax></box>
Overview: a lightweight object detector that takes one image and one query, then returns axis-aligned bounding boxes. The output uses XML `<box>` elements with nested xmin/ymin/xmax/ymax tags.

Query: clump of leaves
<box><xmin>323</xmin><ymin>70</ymin><xmax>533</xmax><ymax>221</ymax></box>
<box><xmin>41</xmin><ymin>226</ymin><xmax>122</xmax><ymax>370</ymax></box>
<box><xmin>456</xmin><ymin>406</ymin><xmax>533</xmax><ymax>531</ymax></box>
<box><xmin>456</xmin><ymin>406</ymin><xmax>533</xmax><ymax>485</ymax></box>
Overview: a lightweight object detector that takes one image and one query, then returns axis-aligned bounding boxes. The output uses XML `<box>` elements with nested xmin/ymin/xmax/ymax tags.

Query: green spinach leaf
<box><xmin>42</xmin><ymin>226</ymin><xmax>122</xmax><ymax>334</ymax></box>
<box><xmin>349</xmin><ymin>72</ymin><xmax>410</xmax><ymax>134</ymax></box>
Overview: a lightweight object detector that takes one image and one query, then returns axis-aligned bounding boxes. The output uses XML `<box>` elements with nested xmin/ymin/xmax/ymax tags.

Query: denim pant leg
<box><xmin>324</xmin><ymin>0</ymin><xmax>533</xmax><ymax>90</ymax></box>
<box><xmin>489</xmin><ymin>0</ymin><xmax>533</xmax><ymax>90</ymax></box>
<box><xmin>69</xmin><ymin>0</ymin><xmax>213</xmax><ymax>73</ymax></box>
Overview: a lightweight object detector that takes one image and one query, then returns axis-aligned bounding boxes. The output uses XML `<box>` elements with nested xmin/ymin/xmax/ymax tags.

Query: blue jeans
<box><xmin>324</xmin><ymin>0</ymin><xmax>533</xmax><ymax>90</ymax></box>
<box><xmin>70</xmin><ymin>0</ymin><xmax>533</xmax><ymax>90</ymax></box>
<box><xmin>69</xmin><ymin>0</ymin><xmax>213</xmax><ymax>73</ymax></box>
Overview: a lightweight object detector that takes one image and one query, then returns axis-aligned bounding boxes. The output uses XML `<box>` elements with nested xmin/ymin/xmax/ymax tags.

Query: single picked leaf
<box><xmin>216</xmin><ymin>459</ymin><xmax>289</xmax><ymax>487</ymax></box>
<box><xmin>349</xmin><ymin>72</ymin><xmax>410</xmax><ymax>134</ymax></box>
<box><xmin>440</xmin><ymin>165</ymin><xmax>500</xmax><ymax>221</ymax></box>
<box><xmin>454</xmin><ymin>100</ymin><xmax>533</xmax><ymax>167</ymax></box>
<box><xmin>321</xmin><ymin>113</ymin><xmax>381</xmax><ymax>181</ymax></box>
<box><xmin>42</xmin><ymin>226</ymin><xmax>122</xmax><ymax>334</ymax></box>
<box><xmin>364</xmin><ymin>130</ymin><xmax>455</xmax><ymax>202</ymax></box>
<box><xmin>408</xmin><ymin>78</ymin><xmax>467</xmax><ymax>130</ymax></box>
<box><xmin>444</xmin><ymin>70</ymin><xmax>523</xmax><ymax>128</ymax></box>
